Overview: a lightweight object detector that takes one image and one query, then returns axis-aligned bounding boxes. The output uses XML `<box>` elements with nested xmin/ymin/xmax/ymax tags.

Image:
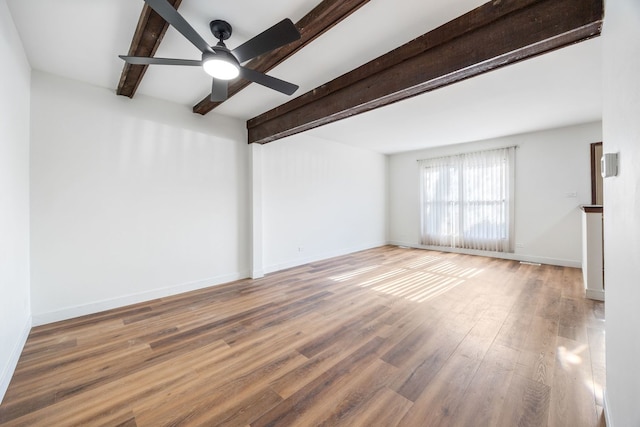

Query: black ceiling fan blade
<box><xmin>145</xmin><ymin>0</ymin><xmax>213</xmax><ymax>54</ymax></box>
<box><xmin>240</xmin><ymin>67</ymin><xmax>298</xmax><ymax>96</ymax></box>
<box><xmin>119</xmin><ymin>56</ymin><xmax>202</xmax><ymax>66</ymax></box>
<box><xmin>211</xmin><ymin>79</ymin><xmax>228</xmax><ymax>102</ymax></box>
<box><xmin>232</xmin><ymin>18</ymin><xmax>300</xmax><ymax>64</ymax></box>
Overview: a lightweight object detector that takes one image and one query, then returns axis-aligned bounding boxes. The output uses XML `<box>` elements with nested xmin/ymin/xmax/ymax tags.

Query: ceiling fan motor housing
<box><xmin>210</xmin><ymin>20</ymin><xmax>232</xmax><ymax>41</ymax></box>
<box><xmin>119</xmin><ymin>0</ymin><xmax>302</xmax><ymax>101</ymax></box>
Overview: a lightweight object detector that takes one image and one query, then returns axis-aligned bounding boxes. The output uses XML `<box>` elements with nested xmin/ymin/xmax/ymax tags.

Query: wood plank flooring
<box><xmin>0</xmin><ymin>246</ymin><xmax>606</xmax><ymax>426</ymax></box>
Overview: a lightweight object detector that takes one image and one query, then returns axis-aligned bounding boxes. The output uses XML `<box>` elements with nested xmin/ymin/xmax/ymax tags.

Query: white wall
<box><xmin>388</xmin><ymin>122</ymin><xmax>602</xmax><ymax>267</ymax></box>
<box><xmin>602</xmin><ymin>0</ymin><xmax>640</xmax><ymax>425</ymax></box>
<box><xmin>261</xmin><ymin>134</ymin><xmax>387</xmax><ymax>272</ymax></box>
<box><xmin>0</xmin><ymin>0</ymin><xmax>31</xmax><ymax>402</ymax></box>
<box><xmin>29</xmin><ymin>72</ymin><xmax>249</xmax><ymax>324</ymax></box>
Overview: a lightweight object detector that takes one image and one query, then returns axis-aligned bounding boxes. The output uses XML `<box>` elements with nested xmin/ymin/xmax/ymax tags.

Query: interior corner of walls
<box><xmin>31</xmin><ymin>272</ymin><xmax>249</xmax><ymax>326</ymax></box>
<box><xmin>0</xmin><ymin>314</ymin><xmax>32</xmax><ymax>404</ymax></box>
<box><xmin>251</xmin><ymin>269</ymin><xmax>265</xmax><ymax>279</ymax></box>
<box><xmin>387</xmin><ymin>240</ymin><xmax>416</xmax><ymax>248</ymax></box>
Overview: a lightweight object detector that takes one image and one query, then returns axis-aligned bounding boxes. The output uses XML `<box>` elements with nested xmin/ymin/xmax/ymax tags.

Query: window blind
<box><xmin>419</xmin><ymin>146</ymin><xmax>515</xmax><ymax>252</ymax></box>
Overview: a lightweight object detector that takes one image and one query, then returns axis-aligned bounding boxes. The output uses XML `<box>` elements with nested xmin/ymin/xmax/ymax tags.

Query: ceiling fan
<box><xmin>119</xmin><ymin>0</ymin><xmax>301</xmax><ymax>102</ymax></box>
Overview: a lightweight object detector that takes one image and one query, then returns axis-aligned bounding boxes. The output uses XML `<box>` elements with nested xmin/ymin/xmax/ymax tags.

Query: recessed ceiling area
<box><xmin>6</xmin><ymin>0</ymin><xmax>602</xmax><ymax>154</ymax></box>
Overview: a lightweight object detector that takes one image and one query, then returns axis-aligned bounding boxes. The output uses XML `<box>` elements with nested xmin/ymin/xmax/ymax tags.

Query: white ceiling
<box><xmin>6</xmin><ymin>0</ymin><xmax>602</xmax><ymax>154</ymax></box>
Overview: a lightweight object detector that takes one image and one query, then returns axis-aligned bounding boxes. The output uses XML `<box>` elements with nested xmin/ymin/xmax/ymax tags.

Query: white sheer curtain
<box><xmin>419</xmin><ymin>147</ymin><xmax>515</xmax><ymax>252</ymax></box>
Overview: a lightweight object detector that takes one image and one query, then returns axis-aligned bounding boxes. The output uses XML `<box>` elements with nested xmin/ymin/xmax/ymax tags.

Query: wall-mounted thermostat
<box><xmin>601</xmin><ymin>152</ymin><xmax>618</xmax><ymax>178</ymax></box>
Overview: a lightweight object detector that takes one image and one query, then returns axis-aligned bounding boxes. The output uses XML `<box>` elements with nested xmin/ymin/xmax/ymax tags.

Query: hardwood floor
<box><xmin>0</xmin><ymin>246</ymin><xmax>606</xmax><ymax>426</ymax></box>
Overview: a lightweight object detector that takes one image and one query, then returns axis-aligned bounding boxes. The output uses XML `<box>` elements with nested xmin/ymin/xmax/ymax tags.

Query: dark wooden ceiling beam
<box><xmin>116</xmin><ymin>0</ymin><xmax>182</xmax><ymax>98</ymax></box>
<box><xmin>192</xmin><ymin>0</ymin><xmax>371</xmax><ymax>115</ymax></box>
<box><xmin>247</xmin><ymin>0</ymin><xmax>604</xmax><ymax>145</ymax></box>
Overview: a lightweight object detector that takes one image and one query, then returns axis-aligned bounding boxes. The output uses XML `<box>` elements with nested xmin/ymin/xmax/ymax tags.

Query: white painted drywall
<box><xmin>0</xmin><ymin>0</ymin><xmax>32</xmax><ymax>402</ymax></box>
<box><xmin>602</xmin><ymin>0</ymin><xmax>640</xmax><ymax>424</ymax></box>
<box><xmin>261</xmin><ymin>134</ymin><xmax>387</xmax><ymax>273</ymax></box>
<box><xmin>388</xmin><ymin>122</ymin><xmax>602</xmax><ymax>267</ymax></box>
<box><xmin>29</xmin><ymin>72</ymin><xmax>250</xmax><ymax>324</ymax></box>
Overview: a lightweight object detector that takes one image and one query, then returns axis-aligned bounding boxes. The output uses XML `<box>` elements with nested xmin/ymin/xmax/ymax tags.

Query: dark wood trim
<box><xmin>581</xmin><ymin>205</ymin><xmax>603</xmax><ymax>213</ymax></box>
<box><xmin>116</xmin><ymin>0</ymin><xmax>183</xmax><ymax>98</ymax></box>
<box><xmin>247</xmin><ymin>0</ymin><xmax>604</xmax><ymax>145</ymax></box>
<box><xmin>590</xmin><ymin>141</ymin><xmax>603</xmax><ymax>204</ymax></box>
<box><xmin>192</xmin><ymin>0</ymin><xmax>371</xmax><ymax>115</ymax></box>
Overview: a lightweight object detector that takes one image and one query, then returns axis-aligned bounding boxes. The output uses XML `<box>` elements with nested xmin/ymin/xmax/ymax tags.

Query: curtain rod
<box><xmin>416</xmin><ymin>145</ymin><xmax>518</xmax><ymax>162</ymax></box>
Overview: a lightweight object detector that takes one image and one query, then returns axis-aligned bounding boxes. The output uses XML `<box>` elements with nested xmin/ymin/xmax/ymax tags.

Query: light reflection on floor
<box><xmin>557</xmin><ymin>344</ymin><xmax>587</xmax><ymax>369</ymax></box>
<box><xmin>329</xmin><ymin>255</ymin><xmax>483</xmax><ymax>303</ymax></box>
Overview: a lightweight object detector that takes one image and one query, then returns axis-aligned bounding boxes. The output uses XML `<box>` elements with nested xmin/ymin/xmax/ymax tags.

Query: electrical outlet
<box><xmin>565</xmin><ymin>191</ymin><xmax>578</xmax><ymax>198</ymax></box>
<box><xmin>298</xmin><ymin>247</ymin><xmax>304</xmax><ymax>252</ymax></box>
<box><xmin>516</xmin><ymin>243</ymin><xmax>525</xmax><ymax>248</ymax></box>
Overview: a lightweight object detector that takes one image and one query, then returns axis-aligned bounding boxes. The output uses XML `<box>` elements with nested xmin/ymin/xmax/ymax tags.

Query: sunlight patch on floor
<box><xmin>557</xmin><ymin>343</ymin><xmax>603</xmax><ymax>397</ymax></box>
<box><xmin>427</xmin><ymin>261</ymin><xmax>484</xmax><ymax>278</ymax></box>
<box><xmin>404</xmin><ymin>255</ymin><xmax>442</xmax><ymax>269</ymax></box>
<box><xmin>557</xmin><ymin>344</ymin><xmax>588</xmax><ymax>369</ymax></box>
<box><xmin>367</xmin><ymin>271</ymin><xmax>464</xmax><ymax>302</ymax></box>
<box><xmin>328</xmin><ymin>255</ymin><xmax>484</xmax><ymax>303</ymax></box>
<box><xmin>328</xmin><ymin>265</ymin><xmax>379</xmax><ymax>282</ymax></box>
<box><xmin>358</xmin><ymin>269</ymin><xmax>407</xmax><ymax>287</ymax></box>
<box><xmin>591</xmin><ymin>379</ymin><xmax>604</xmax><ymax>404</ymax></box>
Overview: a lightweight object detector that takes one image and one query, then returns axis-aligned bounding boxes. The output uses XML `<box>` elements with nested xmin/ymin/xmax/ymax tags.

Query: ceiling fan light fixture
<box><xmin>120</xmin><ymin>3</ymin><xmax>301</xmax><ymax>102</ymax></box>
<box><xmin>203</xmin><ymin>55</ymin><xmax>239</xmax><ymax>80</ymax></box>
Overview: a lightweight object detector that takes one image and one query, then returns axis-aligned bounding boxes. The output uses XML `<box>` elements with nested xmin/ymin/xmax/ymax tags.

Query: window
<box><xmin>419</xmin><ymin>147</ymin><xmax>515</xmax><ymax>252</ymax></box>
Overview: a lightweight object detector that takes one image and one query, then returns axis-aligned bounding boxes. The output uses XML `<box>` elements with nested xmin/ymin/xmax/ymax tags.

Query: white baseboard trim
<box><xmin>1</xmin><ymin>315</ymin><xmax>32</xmax><ymax>404</ymax></box>
<box><xmin>604</xmin><ymin>389</ymin><xmax>613</xmax><ymax>427</ymax></box>
<box><xmin>32</xmin><ymin>272</ymin><xmax>249</xmax><ymax>326</ymax></box>
<box><xmin>586</xmin><ymin>289</ymin><xmax>605</xmax><ymax>301</ymax></box>
<box><xmin>387</xmin><ymin>240</ymin><xmax>582</xmax><ymax>268</ymax></box>
<box><xmin>264</xmin><ymin>241</ymin><xmax>387</xmax><ymax>275</ymax></box>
